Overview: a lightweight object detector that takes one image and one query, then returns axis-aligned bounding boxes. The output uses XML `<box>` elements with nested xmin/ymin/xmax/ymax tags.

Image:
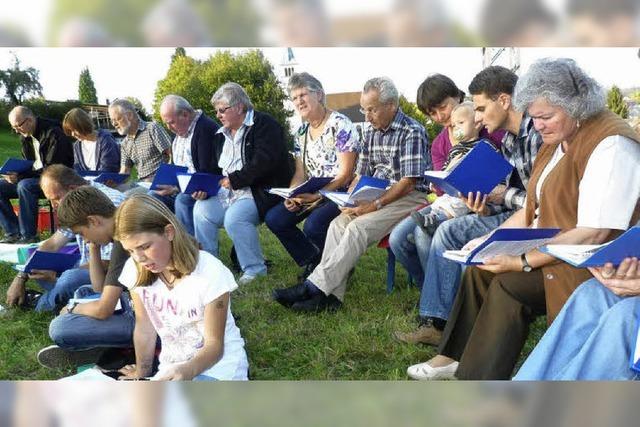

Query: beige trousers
<box><xmin>308</xmin><ymin>190</ymin><xmax>426</xmax><ymax>300</ymax></box>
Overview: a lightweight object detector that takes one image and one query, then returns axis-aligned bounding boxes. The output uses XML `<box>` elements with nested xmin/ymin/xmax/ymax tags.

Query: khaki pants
<box><xmin>308</xmin><ymin>190</ymin><xmax>425</xmax><ymax>301</ymax></box>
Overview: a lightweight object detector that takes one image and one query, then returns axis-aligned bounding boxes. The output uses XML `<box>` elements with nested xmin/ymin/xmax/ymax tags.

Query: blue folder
<box><xmin>320</xmin><ymin>176</ymin><xmax>389</xmax><ymax>208</ymax></box>
<box><xmin>176</xmin><ymin>173</ymin><xmax>224</xmax><ymax>196</ymax></box>
<box><xmin>423</xmin><ymin>141</ymin><xmax>513</xmax><ymax>196</ymax></box>
<box><xmin>150</xmin><ymin>164</ymin><xmax>188</xmax><ymax>190</ymax></box>
<box><xmin>0</xmin><ymin>158</ymin><xmax>34</xmax><ymax>174</ymax></box>
<box><xmin>443</xmin><ymin>228</ymin><xmax>561</xmax><ymax>265</ymax></box>
<box><xmin>540</xmin><ymin>226</ymin><xmax>640</xmax><ymax>268</ymax></box>
<box><xmin>17</xmin><ymin>250</ymin><xmax>81</xmax><ymax>274</ymax></box>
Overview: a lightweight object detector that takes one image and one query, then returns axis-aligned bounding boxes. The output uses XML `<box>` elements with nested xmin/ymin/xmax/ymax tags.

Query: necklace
<box><xmin>309</xmin><ymin>108</ymin><xmax>329</xmax><ymax>130</ymax></box>
<box><xmin>160</xmin><ymin>271</ymin><xmax>177</xmax><ymax>288</ymax></box>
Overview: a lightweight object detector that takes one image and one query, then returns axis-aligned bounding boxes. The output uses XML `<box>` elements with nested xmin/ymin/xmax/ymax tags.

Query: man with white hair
<box><xmin>108</xmin><ymin>98</ymin><xmax>172</xmax><ymax>184</ymax></box>
<box><xmin>154</xmin><ymin>94</ymin><xmax>223</xmax><ymax>227</ymax></box>
<box><xmin>273</xmin><ymin>77</ymin><xmax>430</xmax><ymax>312</ymax></box>
<box><xmin>1</xmin><ymin>106</ymin><xmax>74</xmax><ymax>244</ymax></box>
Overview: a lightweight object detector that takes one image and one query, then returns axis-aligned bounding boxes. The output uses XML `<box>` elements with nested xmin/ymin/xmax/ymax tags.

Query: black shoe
<box><xmin>17</xmin><ymin>236</ymin><xmax>39</xmax><ymax>244</ymax></box>
<box><xmin>37</xmin><ymin>345</ymin><xmax>106</xmax><ymax>369</ymax></box>
<box><xmin>291</xmin><ymin>293</ymin><xmax>342</xmax><ymax>313</ymax></box>
<box><xmin>0</xmin><ymin>234</ymin><xmax>20</xmax><ymax>244</ymax></box>
<box><xmin>272</xmin><ymin>282</ymin><xmax>310</xmax><ymax>308</ymax></box>
<box><xmin>21</xmin><ymin>289</ymin><xmax>43</xmax><ymax>310</ymax></box>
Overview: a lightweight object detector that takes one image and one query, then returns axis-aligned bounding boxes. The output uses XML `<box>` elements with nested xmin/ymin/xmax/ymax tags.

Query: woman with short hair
<box><xmin>63</xmin><ymin>107</ymin><xmax>120</xmax><ymax>173</ymax></box>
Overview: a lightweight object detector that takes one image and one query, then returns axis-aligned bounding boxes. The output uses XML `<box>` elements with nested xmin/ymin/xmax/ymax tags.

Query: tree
<box><xmin>0</xmin><ymin>54</ymin><xmax>43</xmax><ymax>105</ymax></box>
<box><xmin>153</xmin><ymin>49</ymin><xmax>292</xmax><ymax>135</ymax></box>
<box><xmin>607</xmin><ymin>85</ymin><xmax>629</xmax><ymax>119</ymax></box>
<box><xmin>171</xmin><ymin>47</ymin><xmax>187</xmax><ymax>64</ymax></box>
<box><xmin>78</xmin><ymin>67</ymin><xmax>98</xmax><ymax>103</ymax></box>
<box><xmin>399</xmin><ymin>95</ymin><xmax>442</xmax><ymax>142</ymax></box>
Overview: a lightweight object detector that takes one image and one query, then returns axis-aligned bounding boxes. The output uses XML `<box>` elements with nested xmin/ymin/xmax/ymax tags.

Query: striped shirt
<box><xmin>356</xmin><ymin>108</ymin><xmax>430</xmax><ymax>186</ymax></box>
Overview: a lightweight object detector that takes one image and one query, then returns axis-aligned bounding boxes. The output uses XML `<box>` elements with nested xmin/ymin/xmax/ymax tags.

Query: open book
<box><xmin>320</xmin><ymin>176</ymin><xmax>389</xmax><ymax>208</ymax></box>
<box><xmin>0</xmin><ymin>158</ymin><xmax>34</xmax><ymax>174</ymax></box>
<box><xmin>67</xmin><ymin>293</ymin><xmax>122</xmax><ymax>311</ymax></box>
<box><xmin>80</xmin><ymin>171</ymin><xmax>130</xmax><ymax>185</ymax></box>
<box><xmin>268</xmin><ymin>176</ymin><xmax>334</xmax><ymax>199</ymax></box>
<box><xmin>539</xmin><ymin>226</ymin><xmax>640</xmax><ymax>268</ymax></box>
<box><xmin>176</xmin><ymin>172</ymin><xmax>224</xmax><ymax>196</ymax></box>
<box><xmin>424</xmin><ymin>141</ymin><xmax>513</xmax><ymax>196</ymax></box>
<box><xmin>148</xmin><ymin>164</ymin><xmax>189</xmax><ymax>190</ymax></box>
<box><xmin>443</xmin><ymin>228</ymin><xmax>560</xmax><ymax>265</ymax></box>
<box><xmin>15</xmin><ymin>250</ymin><xmax>81</xmax><ymax>274</ymax></box>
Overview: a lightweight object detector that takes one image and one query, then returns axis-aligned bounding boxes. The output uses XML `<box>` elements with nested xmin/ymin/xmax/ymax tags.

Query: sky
<box><xmin>0</xmin><ymin>47</ymin><xmax>638</xmax><ymax>112</ymax></box>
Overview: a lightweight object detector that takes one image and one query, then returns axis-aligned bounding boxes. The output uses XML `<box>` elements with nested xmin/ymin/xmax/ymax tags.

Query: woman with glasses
<box><xmin>407</xmin><ymin>58</ymin><xmax>640</xmax><ymax>381</ymax></box>
<box><xmin>63</xmin><ymin>107</ymin><xmax>121</xmax><ymax>174</ymax></box>
<box><xmin>265</xmin><ymin>72</ymin><xmax>361</xmax><ymax>279</ymax></box>
<box><xmin>193</xmin><ymin>82</ymin><xmax>293</xmax><ymax>285</ymax></box>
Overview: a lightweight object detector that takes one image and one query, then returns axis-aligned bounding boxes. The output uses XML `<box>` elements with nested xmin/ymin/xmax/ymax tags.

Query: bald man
<box><xmin>1</xmin><ymin>106</ymin><xmax>74</xmax><ymax>243</ymax></box>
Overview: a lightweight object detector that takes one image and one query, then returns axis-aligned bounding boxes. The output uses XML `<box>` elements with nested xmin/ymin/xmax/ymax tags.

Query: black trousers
<box><xmin>438</xmin><ymin>267</ymin><xmax>547</xmax><ymax>380</ymax></box>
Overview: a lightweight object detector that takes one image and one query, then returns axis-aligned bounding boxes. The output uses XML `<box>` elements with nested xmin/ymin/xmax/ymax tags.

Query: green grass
<box><xmin>0</xmin><ymin>128</ymin><xmax>546</xmax><ymax>380</ymax></box>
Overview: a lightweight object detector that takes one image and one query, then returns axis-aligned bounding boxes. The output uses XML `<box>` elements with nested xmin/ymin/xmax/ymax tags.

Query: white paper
<box><xmin>176</xmin><ymin>174</ymin><xmax>191</xmax><ymax>193</ymax></box>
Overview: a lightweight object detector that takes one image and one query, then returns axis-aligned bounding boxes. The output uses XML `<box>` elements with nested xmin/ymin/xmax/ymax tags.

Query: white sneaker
<box><xmin>237</xmin><ymin>274</ymin><xmax>257</xmax><ymax>285</ymax></box>
<box><xmin>407</xmin><ymin>360</ymin><xmax>459</xmax><ymax>380</ymax></box>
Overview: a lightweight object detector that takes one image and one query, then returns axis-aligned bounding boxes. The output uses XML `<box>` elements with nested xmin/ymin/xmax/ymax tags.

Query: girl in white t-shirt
<box><xmin>114</xmin><ymin>194</ymin><xmax>248</xmax><ymax>381</ymax></box>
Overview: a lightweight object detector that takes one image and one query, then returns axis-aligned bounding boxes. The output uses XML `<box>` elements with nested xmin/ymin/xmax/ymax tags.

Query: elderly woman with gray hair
<box><xmin>407</xmin><ymin>57</ymin><xmax>640</xmax><ymax>381</ymax></box>
<box><xmin>265</xmin><ymin>72</ymin><xmax>361</xmax><ymax>279</ymax></box>
<box><xmin>193</xmin><ymin>82</ymin><xmax>293</xmax><ymax>285</ymax></box>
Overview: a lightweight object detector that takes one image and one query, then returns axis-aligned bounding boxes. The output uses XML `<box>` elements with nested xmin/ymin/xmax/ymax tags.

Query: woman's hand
<box><xmin>191</xmin><ymin>191</ymin><xmax>208</xmax><ymax>201</ymax></box>
<box><xmin>291</xmin><ymin>193</ymin><xmax>321</xmax><ymax>205</ymax></box>
<box><xmin>462</xmin><ymin>233</ymin><xmax>490</xmax><ymax>252</ymax></box>
<box><xmin>118</xmin><ymin>364</ymin><xmax>146</xmax><ymax>380</ymax></box>
<box><xmin>153</xmin><ymin>185</ymin><xmax>178</xmax><ymax>197</ymax></box>
<box><xmin>477</xmin><ymin>254</ymin><xmax>522</xmax><ymax>274</ymax></box>
<box><xmin>153</xmin><ymin>364</ymin><xmax>193</xmax><ymax>381</ymax></box>
<box><xmin>460</xmin><ymin>191</ymin><xmax>490</xmax><ymax>216</ymax></box>
<box><xmin>219</xmin><ymin>177</ymin><xmax>231</xmax><ymax>189</ymax></box>
<box><xmin>589</xmin><ymin>258</ymin><xmax>640</xmax><ymax>297</ymax></box>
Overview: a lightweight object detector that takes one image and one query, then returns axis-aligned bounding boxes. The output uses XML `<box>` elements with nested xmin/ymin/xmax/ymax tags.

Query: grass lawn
<box><xmin>0</xmin><ymin>128</ymin><xmax>546</xmax><ymax>380</ymax></box>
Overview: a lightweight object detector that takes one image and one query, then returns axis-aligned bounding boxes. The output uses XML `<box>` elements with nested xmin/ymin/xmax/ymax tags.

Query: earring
<box><xmin>576</xmin><ymin>120</ymin><xmax>581</xmax><ymax>129</ymax></box>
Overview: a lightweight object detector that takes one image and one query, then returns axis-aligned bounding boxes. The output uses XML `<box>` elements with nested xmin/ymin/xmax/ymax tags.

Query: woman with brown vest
<box><xmin>407</xmin><ymin>57</ymin><xmax>640</xmax><ymax>380</ymax></box>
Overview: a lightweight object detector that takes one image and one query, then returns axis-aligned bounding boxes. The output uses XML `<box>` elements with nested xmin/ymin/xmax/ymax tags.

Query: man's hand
<box><xmin>477</xmin><ymin>254</ymin><xmax>522</xmax><ymax>274</ymax></box>
<box><xmin>6</xmin><ymin>276</ymin><xmax>27</xmax><ymax>306</ymax></box>
<box><xmin>153</xmin><ymin>185</ymin><xmax>178</xmax><ymax>197</ymax></box>
<box><xmin>28</xmin><ymin>269</ymin><xmax>57</xmax><ymax>283</ymax></box>
<box><xmin>3</xmin><ymin>173</ymin><xmax>18</xmax><ymax>185</ymax></box>
<box><xmin>460</xmin><ymin>191</ymin><xmax>490</xmax><ymax>216</ymax></box>
<box><xmin>284</xmin><ymin>199</ymin><xmax>301</xmax><ymax>212</ymax></box>
<box><xmin>589</xmin><ymin>258</ymin><xmax>640</xmax><ymax>297</ymax></box>
<box><xmin>340</xmin><ymin>201</ymin><xmax>377</xmax><ymax>217</ymax></box>
<box><xmin>191</xmin><ymin>191</ymin><xmax>208</xmax><ymax>201</ymax></box>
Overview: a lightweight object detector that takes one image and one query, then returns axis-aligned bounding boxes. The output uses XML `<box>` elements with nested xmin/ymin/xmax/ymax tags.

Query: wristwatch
<box><xmin>67</xmin><ymin>300</ymin><xmax>79</xmax><ymax>313</ymax></box>
<box><xmin>520</xmin><ymin>253</ymin><xmax>533</xmax><ymax>273</ymax></box>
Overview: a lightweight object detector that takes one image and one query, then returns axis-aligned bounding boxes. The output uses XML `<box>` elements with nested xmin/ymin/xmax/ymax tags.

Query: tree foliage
<box><xmin>153</xmin><ymin>49</ymin><xmax>292</xmax><ymax>134</ymax></box>
<box><xmin>399</xmin><ymin>95</ymin><xmax>443</xmax><ymax>142</ymax></box>
<box><xmin>78</xmin><ymin>67</ymin><xmax>98</xmax><ymax>103</ymax></box>
<box><xmin>0</xmin><ymin>54</ymin><xmax>43</xmax><ymax>105</ymax></box>
<box><xmin>607</xmin><ymin>85</ymin><xmax>629</xmax><ymax>119</ymax></box>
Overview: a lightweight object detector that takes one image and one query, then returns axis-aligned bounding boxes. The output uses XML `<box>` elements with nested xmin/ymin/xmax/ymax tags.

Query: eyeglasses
<box><xmin>216</xmin><ymin>105</ymin><xmax>234</xmax><ymax>115</ymax></box>
<box><xmin>359</xmin><ymin>105</ymin><xmax>382</xmax><ymax>115</ymax></box>
<box><xmin>11</xmin><ymin>117</ymin><xmax>29</xmax><ymax>132</ymax></box>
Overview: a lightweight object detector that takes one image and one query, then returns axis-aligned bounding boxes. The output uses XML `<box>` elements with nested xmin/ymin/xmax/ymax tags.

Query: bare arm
<box><xmin>88</xmin><ymin>243</ymin><xmax>107</xmax><ymax>293</ymax></box>
<box><xmin>68</xmin><ymin>285</ymin><xmax>122</xmax><ymax>319</ymax></box>
<box><xmin>155</xmin><ymin>293</ymin><xmax>229</xmax><ymax>380</ymax></box>
<box><xmin>120</xmin><ymin>291</ymin><xmax>157</xmax><ymax>379</ymax></box>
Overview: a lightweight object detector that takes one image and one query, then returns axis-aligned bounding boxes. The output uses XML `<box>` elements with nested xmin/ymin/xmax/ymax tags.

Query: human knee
<box><xmin>49</xmin><ymin>315</ymin><xmax>75</xmax><ymax>348</ymax></box>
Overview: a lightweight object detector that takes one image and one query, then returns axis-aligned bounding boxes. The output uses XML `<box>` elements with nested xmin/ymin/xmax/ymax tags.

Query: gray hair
<box><xmin>288</xmin><ymin>72</ymin><xmax>325</xmax><ymax>106</ymax></box>
<box><xmin>513</xmin><ymin>58</ymin><xmax>605</xmax><ymax>121</ymax></box>
<box><xmin>108</xmin><ymin>98</ymin><xmax>139</xmax><ymax>117</ymax></box>
<box><xmin>363</xmin><ymin>77</ymin><xmax>399</xmax><ymax>106</ymax></box>
<box><xmin>210</xmin><ymin>82</ymin><xmax>253</xmax><ymax>112</ymax></box>
<box><xmin>161</xmin><ymin>94</ymin><xmax>195</xmax><ymax>115</ymax></box>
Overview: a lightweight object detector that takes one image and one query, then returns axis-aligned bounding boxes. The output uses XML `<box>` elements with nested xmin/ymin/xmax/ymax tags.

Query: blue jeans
<box><xmin>175</xmin><ymin>193</ymin><xmax>197</xmax><ymax>236</ymax></box>
<box><xmin>48</xmin><ymin>287</ymin><xmax>135</xmax><ymax>350</ymax></box>
<box><xmin>264</xmin><ymin>200</ymin><xmax>341</xmax><ymax>267</ymax></box>
<box><xmin>148</xmin><ymin>190</ymin><xmax>176</xmax><ymax>212</ymax></box>
<box><xmin>35</xmin><ymin>267</ymin><xmax>91</xmax><ymax>312</ymax></box>
<box><xmin>514</xmin><ymin>279</ymin><xmax>640</xmax><ymax>380</ymax></box>
<box><xmin>390</xmin><ymin>211</ymin><xmax>512</xmax><ymax>320</ymax></box>
<box><xmin>193</xmin><ymin>196</ymin><xmax>266</xmax><ymax>276</ymax></box>
<box><xmin>0</xmin><ymin>177</ymin><xmax>42</xmax><ymax>238</ymax></box>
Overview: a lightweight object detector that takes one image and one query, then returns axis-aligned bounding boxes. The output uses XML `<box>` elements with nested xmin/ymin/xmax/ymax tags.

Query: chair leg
<box><xmin>386</xmin><ymin>248</ymin><xmax>395</xmax><ymax>294</ymax></box>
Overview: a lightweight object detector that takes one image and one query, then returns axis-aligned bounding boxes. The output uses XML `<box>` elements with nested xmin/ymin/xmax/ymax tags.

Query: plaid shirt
<box><xmin>487</xmin><ymin>114</ymin><xmax>543</xmax><ymax>215</ymax></box>
<box><xmin>59</xmin><ymin>181</ymin><xmax>127</xmax><ymax>265</ymax></box>
<box><xmin>356</xmin><ymin>108</ymin><xmax>430</xmax><ymax>186</ymax></box>
<box><xmin>120</xmin><ymin>120</ymin><xmax>172</xmax><ymax>180</ymax></box>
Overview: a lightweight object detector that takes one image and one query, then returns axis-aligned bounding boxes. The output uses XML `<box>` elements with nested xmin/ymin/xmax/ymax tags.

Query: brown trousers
<box><xmin>438</xmin><ymin>267</ymin><xmax>547</xmax><ymax>380</ymax></box>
